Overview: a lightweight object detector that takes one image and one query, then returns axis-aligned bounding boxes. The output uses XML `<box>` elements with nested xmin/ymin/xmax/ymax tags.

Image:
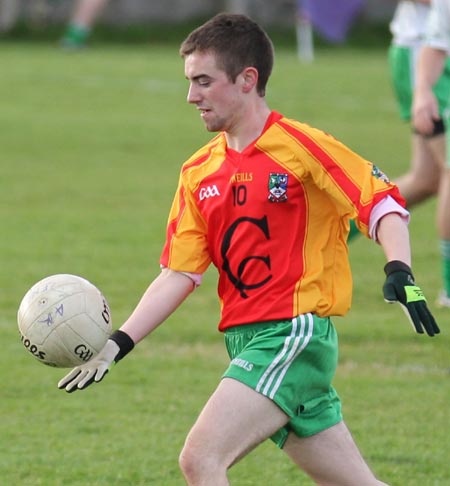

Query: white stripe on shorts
<box><xmin>255</xmin><ymin>313</ymin><xmax>314</xmax><ymax>400</ymax></box>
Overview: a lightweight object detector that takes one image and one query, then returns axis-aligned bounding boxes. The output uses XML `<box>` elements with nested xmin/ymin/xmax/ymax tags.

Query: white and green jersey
<box><xmin>390</xmin><ymin>0</ymin><xmax>430</xmax><ymax>47</ymax></box>
<box><xmin>426</xmin><ymin>0</ymin><xmax>450</xmax><ymax>52</ymax></box>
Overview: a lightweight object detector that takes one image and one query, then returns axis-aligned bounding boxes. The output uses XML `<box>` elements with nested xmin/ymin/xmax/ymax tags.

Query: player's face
<box><xmin>184</xmin><ymin>51</ymin><xmax>243</xmax><ymax>133</ymax></box>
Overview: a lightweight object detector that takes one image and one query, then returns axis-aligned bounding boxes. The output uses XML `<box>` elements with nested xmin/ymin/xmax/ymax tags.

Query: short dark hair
<box><xmin>179</xmin><ymin>13</ymin><xmax>274</xmax><ymax>97</ymax></box>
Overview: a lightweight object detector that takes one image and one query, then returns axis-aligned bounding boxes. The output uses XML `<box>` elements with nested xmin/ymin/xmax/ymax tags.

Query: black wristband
<box><xmin>109</xmin><ymin>330</ymin><xmax>135</xmax><ymax>362</ymax></box>
<box><xmin>384</xmin><ymin>260</ymin><xmax>413</xmax><ymax>277</ymax></box>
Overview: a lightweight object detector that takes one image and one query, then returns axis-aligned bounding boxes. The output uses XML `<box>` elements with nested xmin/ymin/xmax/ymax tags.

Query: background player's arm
<box><xmin>413</xmin><ymin>46</ymin><xmax>447</xmax><ymax>135</ymax></box>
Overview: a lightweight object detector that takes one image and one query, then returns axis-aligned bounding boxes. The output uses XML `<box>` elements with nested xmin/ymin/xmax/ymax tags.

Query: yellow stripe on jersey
<box><xmin>160</xmin><ymin>112</ymin><xmax>405</xmax><ymax>330</ymax></box>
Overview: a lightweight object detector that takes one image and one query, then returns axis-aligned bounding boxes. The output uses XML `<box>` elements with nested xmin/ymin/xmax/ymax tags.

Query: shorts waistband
<box><xmin>224</xmin><ymin>314</ymin><xmax>326</xmax><ymax>335</ymax></box>
<box><xmin>224</xmin><ymin>320</ymin><xmax>284</xmax><ymax>335</ymax></box>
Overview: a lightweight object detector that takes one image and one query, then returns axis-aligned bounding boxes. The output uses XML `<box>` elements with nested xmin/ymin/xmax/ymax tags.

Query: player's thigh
<box><xmin>411</xmin><ymin>133</ymin><xmax>446</xmax><ymax>180</ymax></box>
<box><xmin>283</xmin><ymin>421</ymin><xmax>387</xmax><ymax>486</ymax></box>
<box><xmin>182</xmin><ymin>377</ymin><xmax>289</xmax><ymax>467</ymax></box>
<box><xmin>426</xmin><ymin>132</ymin><xmax>447</xmax><ymax>170</ymax></box>
<box><xmin>437</xmin><ymin>168</ymin><xmax>450</xmax><ymax>238</ymax></box>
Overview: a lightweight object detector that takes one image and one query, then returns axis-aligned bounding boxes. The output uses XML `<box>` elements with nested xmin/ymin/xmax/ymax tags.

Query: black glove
<box><xmin>57</xmin><ymin>330</ymin><xmax>135</xmax><ymax>392</ymax></box>
<box><xmin>383</xmin><ymin>260</ymin><xmax>440</xmax><ymax>337</ymax></box>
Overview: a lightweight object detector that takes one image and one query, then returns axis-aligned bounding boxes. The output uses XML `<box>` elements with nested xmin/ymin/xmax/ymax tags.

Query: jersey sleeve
<box><xmin>160</xmin><ymin>170</ymin><xmax>211</xmax><ymax>274</ymax></box>
<box><xmin>277</xmin><ymin>119</ymin><xmax>406</xmax><ymax>237</ymax></box>
<box><xmin>309</xmin><ymin>131</ymin><xmax>406</xmax><ymax>237</ymax></box>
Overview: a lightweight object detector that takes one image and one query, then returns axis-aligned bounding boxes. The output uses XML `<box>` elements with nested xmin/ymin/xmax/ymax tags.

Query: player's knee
<box><xmin>179</xmin><ymin>443</ymin><xmax>197</xmax><ymax>481</ymax></box>
<box><xmin>416</xmin><ymin>184</ymin><xmax>439</xmax><ymax>200</ymax></box>
<box><xmin>179</xmin><ymin>440</ymin><xmax>225</xmax><ymax>482</ymax></box>
<box><xmin>398</xmin><ymin>178</ymin><xmax>438</xmax><ymax>206</ymax></box>
<box><xmin>179</xmin><ymin>441</ymin><xmax>205</xmax><ymax>481</ymax></box>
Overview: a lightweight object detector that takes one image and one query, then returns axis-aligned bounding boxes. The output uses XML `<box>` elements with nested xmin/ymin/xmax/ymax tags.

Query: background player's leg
<box><xmin>394</xmin><ymin>133</ymin><xmax>443</xmax><ymax>207</ymax></box>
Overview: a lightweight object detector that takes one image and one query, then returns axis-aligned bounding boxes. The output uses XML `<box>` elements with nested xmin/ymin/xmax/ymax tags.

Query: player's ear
<box><xmin>240</xmin><ymin>67</ymin><xmax>258</xmax><ymax>93</ymax></box>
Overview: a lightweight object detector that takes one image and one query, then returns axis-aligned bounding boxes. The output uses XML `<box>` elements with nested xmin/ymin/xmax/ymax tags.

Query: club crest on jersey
<box><xmin>268</xmin><ymin>173</ymin><xmax>288</xmax><ymax>202</ymax></box>
<box><xmin>371</xmin><ymin>165</ymin><xmax>390</xmax><ymax>183</ymax></box>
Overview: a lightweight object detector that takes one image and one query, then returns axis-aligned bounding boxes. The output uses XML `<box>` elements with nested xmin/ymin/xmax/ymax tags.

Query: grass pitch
<box><xmin>0</xmin><ymin>39</ymin><xmax>449</xmax><ymax>485</ymax></box>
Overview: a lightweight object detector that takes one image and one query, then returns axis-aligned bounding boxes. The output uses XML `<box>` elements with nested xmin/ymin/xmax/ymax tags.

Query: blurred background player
<box><xmin>412</xmin><ymin>0</ymin><xmax>450</xmax><ymax>307</ymax></box>
<box><xmin>349</xmin><ymin>0</ymin><xmax>450</xmax><ymax>308</ymax></box>
<box><xmin>0</xmin><ymin>0</ymin><xmax>20</xmax><ymax>33</ymax></box>
<box><xmin>61</xmin><ymin>0</ymin><xmax>109</xmax><ymax>48</ymax></box>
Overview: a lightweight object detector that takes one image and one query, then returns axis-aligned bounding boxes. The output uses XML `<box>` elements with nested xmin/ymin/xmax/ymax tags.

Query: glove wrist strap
<box><xmin>384</xmin><ymin>260</ymin><xmax>412</xmax><ymax>277</ymax></box>
<box><xmin>109</xmin><ymin>330</ymin><xmax>135</xmax><ymax>362</ymax></box>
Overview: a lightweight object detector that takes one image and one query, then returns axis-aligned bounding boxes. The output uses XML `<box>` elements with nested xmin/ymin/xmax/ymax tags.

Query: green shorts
<box><xmin>223</xmin><ymin>314</ymin><xmax>342</xmax><ymax>448</ymax></box>
<box><xmin>388</xmin><ymin>44</ymin><xmax>450</xmax><ymax>121</ymax></box>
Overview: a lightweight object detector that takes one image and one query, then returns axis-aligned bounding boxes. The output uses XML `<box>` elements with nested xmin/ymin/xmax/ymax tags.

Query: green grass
<box><xmin>1</xmin><ymin>40</ymin><xmax>449</xmax><ymax>486</ymax></box>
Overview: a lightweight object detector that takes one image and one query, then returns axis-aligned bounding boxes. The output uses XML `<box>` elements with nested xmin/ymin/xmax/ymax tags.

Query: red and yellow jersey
<box><xmin>160</xmin><ymin>112</ymin><xmax>405</xmax><ymax>331</ymax></box>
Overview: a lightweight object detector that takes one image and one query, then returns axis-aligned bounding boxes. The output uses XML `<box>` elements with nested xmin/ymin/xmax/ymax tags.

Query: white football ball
<box><xmin>17</xmin><ymin>274</ymin><xmax>112</xmax><ymax>368</ymax></box>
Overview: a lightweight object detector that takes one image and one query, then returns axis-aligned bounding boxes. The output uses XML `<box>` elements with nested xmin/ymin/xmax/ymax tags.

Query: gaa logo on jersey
<box><xmin>268</xmin><ymin>173</ymin><xmax>288</xmax><ymax>202</ymax></box>
<box><xmin>199</xmin><ymin>184</ymin><xmax>221</xmax><ymax>201</ymax></box>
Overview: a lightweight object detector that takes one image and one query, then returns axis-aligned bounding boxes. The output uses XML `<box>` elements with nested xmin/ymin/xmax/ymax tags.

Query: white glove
<box><xmin>58</xmin><ymin>330</ymin><xmax>134</xmax><ymax>393</ymax></box>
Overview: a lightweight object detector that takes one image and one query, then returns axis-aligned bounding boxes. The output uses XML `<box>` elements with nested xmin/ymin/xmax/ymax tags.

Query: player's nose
<box><xmin>187</xmin><ymin>83</ymin><xmax>201</xmax><ymax>104</ymax></box>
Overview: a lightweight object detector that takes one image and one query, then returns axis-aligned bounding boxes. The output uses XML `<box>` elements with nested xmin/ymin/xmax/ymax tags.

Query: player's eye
<box><xmin>197</xmin><ymin>77</ymin><xmax>212</xmax><ymax>87</ymax></box>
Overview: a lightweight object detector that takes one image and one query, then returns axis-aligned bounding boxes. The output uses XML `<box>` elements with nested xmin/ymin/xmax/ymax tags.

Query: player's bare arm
<box><xmin>376</xmin><ymin>212</ymin><xmax>411</xmax><ymax>265</ymax></box>
<box><xmin>120</xmin><ymin>268</ymin><xmax>195</xmax><ymax>343</ymax></box>
<box><xmin>377</xmin><ymin>212</ymin><xmax>439</xmax><ymax>336</ymax></box>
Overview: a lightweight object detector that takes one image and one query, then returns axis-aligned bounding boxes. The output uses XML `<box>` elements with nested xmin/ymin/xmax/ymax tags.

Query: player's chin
<box><xmin>203</xmin><ymin>119</ymin><xmax>225</xmax><ymax>133</ymax></box>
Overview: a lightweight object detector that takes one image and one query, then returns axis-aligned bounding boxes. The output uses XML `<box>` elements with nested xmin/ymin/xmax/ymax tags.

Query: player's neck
<box><xmin>225</xmin><ymin>104</ymin><xmax>271</xmax><ymax>153</ymax></box>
